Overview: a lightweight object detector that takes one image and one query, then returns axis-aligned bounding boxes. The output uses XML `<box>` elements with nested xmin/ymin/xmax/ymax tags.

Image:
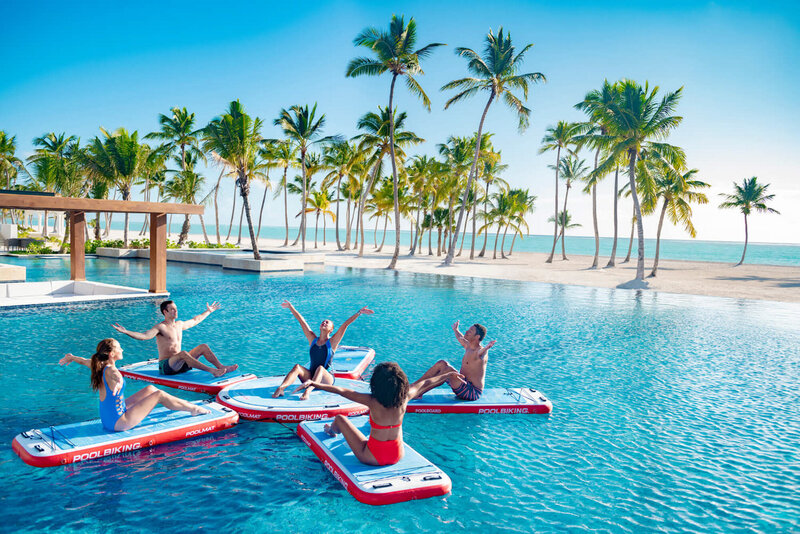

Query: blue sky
<box><xmin>2</xmin><ymin>0</ymin><xmax>798</xmax><ymax>243</ymax></box>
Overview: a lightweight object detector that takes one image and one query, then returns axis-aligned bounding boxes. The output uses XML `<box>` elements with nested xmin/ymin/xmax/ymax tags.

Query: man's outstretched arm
<box><xmin>478</xmin><ymin>340</ymin><xmax>497</xmax><ymax>359</ymax></box>
<box><xmin>452</xmin><ymin>320</ymin><xmax>468</xmax><ymax>347</ymax></box>
<box><xmin>112</xmin><ymin>323</ymin><xmax>159</xmax><ymax>341</ymax></box>
<box><xmin>182</xmin><ymin>302</ymin><xmax>221</xmax><ymax>330</ymax></box>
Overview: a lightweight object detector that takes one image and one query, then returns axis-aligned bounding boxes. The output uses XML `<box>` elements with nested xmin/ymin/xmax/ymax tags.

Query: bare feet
<box><xmin>272</xmin><ymin>387</ymin><xmax>285</xmax><ymax>398</ymax></box>
<box><xmin>324</xmin><ymin>423</ymin><xmax>340</xmax><ymax>437</ymax></box>
<box><xmin>224</xmin><ymin>364</ymin><xmax>238</xmax><ymax>373</ymax></box>
<box><xmin>189</xmin><ymin>405</ymin><xmax>211</xmax><ymax>416</ymax></box>
<box><xmin>211</xmin><ymin>367</ymin><xmax>227</xmax><ymax>378</ymax></box>
<box><xmin>299</xmin><ymin>390</ymin><xmax>311</xmax><ymax>401</ymax></box>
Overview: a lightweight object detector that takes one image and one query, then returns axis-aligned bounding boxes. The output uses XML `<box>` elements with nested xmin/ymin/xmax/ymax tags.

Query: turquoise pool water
<box><xmin>1</xmin><ymin>258</ymin><xmax>798</xmax><ymax>532</ymax></box>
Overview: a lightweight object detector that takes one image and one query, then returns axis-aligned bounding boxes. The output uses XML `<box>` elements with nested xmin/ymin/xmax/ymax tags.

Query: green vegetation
<box><xmin>719</xmin><ymin>177</ymin><xmax>779</xmax><ymax>266</ymax></box>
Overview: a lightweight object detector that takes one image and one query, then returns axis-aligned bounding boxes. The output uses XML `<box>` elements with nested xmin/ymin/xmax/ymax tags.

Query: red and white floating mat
<box><xmin>119</xmin><ymin>358</ymin><xmax>256</xmax><ymax>395</ymax></box>
<box><xmin>407</xmin><ymin>387</ymin><xmax>553</xmax><ymax>414</ymax></box>
<box><xmin>297</xmin><ymin>416</ymin><xmax>451</xmax><ymax>505</ymax></box>
<box><xmin>216</xmin><ymin>377</ymin><xmax>370</xmax><ymax>422</ymax></box>
<box><xmin>12</xmin><ymin>400</ymin><xmax>239</xmax><ymax>468</ymax></box>
<box><xmin>328</xmin><ymin>346</ymin><xmax>375</xmax><ymax>380</ymax></box>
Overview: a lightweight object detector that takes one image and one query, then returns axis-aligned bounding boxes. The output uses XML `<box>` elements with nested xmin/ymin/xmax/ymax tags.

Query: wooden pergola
<box><xmin>0</xmin><ymin>193</ymin><xmax>204</xmax><ymax>292</ymax></box>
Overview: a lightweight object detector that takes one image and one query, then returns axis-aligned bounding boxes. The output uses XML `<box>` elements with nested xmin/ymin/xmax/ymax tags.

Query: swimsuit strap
<box><xmin>369</xmin><ymin>414</ymin><xmax>402</xmax><ymax>430</ymax></box>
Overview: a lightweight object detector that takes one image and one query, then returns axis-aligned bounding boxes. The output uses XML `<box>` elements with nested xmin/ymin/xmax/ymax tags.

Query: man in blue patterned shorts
<box><xmin>411</xmin><ymin>321</ymin><xmax>496</xmax><ymax>401</ymax></box>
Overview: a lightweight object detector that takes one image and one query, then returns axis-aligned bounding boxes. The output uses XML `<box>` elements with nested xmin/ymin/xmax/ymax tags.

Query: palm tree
<box><xmin>441</xmin><ymin>27</ymin><xmax>545</xmax><ymax>266</ymax></box>
<box><xmin>506</xmin><ymin>188</ymin><xmax>536</xmax><ymax>256</ymax></box>
<box><xmin>539</xmin><ymin>121</ymin><xmax>580</xmax><ymax>262</ymax></box>
<box><xmin>322</xmin><ymin>140</ymin><xmax>360</xmax><ymax>251</ymax></box>
<box><xmin>719</xmin><ymin>177</ymin><xmax>779</xmax><ymax>266</ymax></box>
<box><xmin>254</xmin><ymin>140</ymin><xmax>277</xmax><ymax>241</ymax></box>
<box><xmin>595</xmin><ymin>80</ymin><xmax>685</xmax><ymax>281</ymax></box>
<box><xmin>268</xmin><ymin>140</ymin><xmax>298</xmax><ymax>246</ymax></box>
<box><xmin>1</xmin><ymin>132</ymin><xmax>29</xmax><ymax>223</ymax></box>
<box><xmin>548</xmin><ymin>210</ymin><xmax>581</xmax><ymax>255</ymax></box>
<box><xmin>648</xmin><ymin>166</ymin><xmax>709</xmax><ymax>276</ymax></box>
<box><xmin>164</xmin><ymin>151</ymin><xmax>208</xmax><ymax>245</ymax></box>
<box><xmin>304</xmin><ymin>188</ymin><xmax>335</xmax><ymax>248</ymax></box>
<box><xmin>30</xmin><ymin>132</ymin><xmax>78</xmax><ymax>236</ymax></box>
<box><xmin>477</xmin><ymin>190</ymin><xmax>515</xmax><ymax>260</ymax></box>
<box><xmin>274</xmin><ymin>104</ymin><xmax>332</xmax><ymax>253</ymax></box>
<box><xmin>552</xmin><ymin>155</ymin><xmax>589</xmax><ymax>260</ymax></box>
<box><xmin>81</xmin><ymin>128</ymin><xmax>152</xmax><ymax>246</ymax></box>
<box><xmin>203</xmin><ymin>100</ymin><xmax>264</xmax><ymax>259</ymax></box>
<box><xmin>145</xmin><ymin>107</ymin><xmax>206</xmax><ymax>240</ymax></box>
<box><xmin>347</xmin><ymin>14</ymin><xmax>443</xmax><ymax>269</ymax></box>
<box><xmin>575</xmin><ymin>81</ymin><xmax>622</xmax><ymax>268</ymax></box>
<box><xmin>353</xmin><ymin>107</ymin><xmax>423</xmax><ymax>257</ymax></box>
<box><xmin>478</xmin><ymin>157</ymin><xmax>508</xmax><ymax>257</ymax></box>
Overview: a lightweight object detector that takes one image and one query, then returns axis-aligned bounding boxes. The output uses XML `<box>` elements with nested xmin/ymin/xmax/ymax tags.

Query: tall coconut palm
<box><xmin>575</xmin><ymin>81</ymin><xmax>624</xmax><ymax>268</ymax></box>
<box><xmin>595</xmin><ymin>80</ymin><xmax>685</xmax><ymax>281</ymax></box>
<box><xmin>719</xmin><ymin>177</ymin><xmax>779</xmax><ymax>266</ymax></box>
<box><xmin>164</xmin><ymin>152</ymin><xmax>208</xmax><ymax>245</ymax></box>
<box><xmin>29</xmin><ymin>132</ymin><xmax>79</xmax><ymax>236</ymax></box>
<box><xmin>406</xmin><ymin>155</ymin><xmax>440</xmax><ymax>255</ymax></box>
<box><xmin>268</xmin><ymin>140</ymin><xmax>298</xmax><ymax>246</ymax></box>
<box><xmin>322</xmin><ymin>140</ymin><xmax>360</xmax><ymax>250</ymax></box>
<box><xmin>203</xmin><ymin>100</ymin><xmax>264</xmax><ymax>259</ymax></box>
<box><xmin>441</xmin><ymin>27</ymin><xmax>545</xmax><ymax>266</ymax></box>
<box><xmin>303</xmin><ymin>188</ymin><xmax>335</xmax><ymax>248</ymax></box>
<box><xmin>552</xmin><ymin>155</ymin><xmax>588</xmax><ymax>260</ymax></box>
<box><xmin>506</xmin><ymin>188</ymin><xmax>536</xmax><ymax>256</ymax></box>
<box><xmin>145</xmin><ymin>107</ymin><xmax>206</xmax><ymax>240</ymax></box>
<box><xmin>478</xmin><ymin>157</ymin><xmax>509</xmax><ymax>257</ymax></box>
<box><xmin>274</xmin><ymin>104</ymin><xmax>332</xmax><ymax>252</ymax></box>
<box><xmin>477</xmin><ymin>190</ymin><xmax>515</xmax><ymax>260</ymax></box>
<box><xmin>254</xmin><ymin>140</ymin><xmax>277</xmax><ymax>241</ymax></box>
<box><xmin>548</xmin><ymin>210</ymin><xmax>581</xmax><ymax>255</ymax></box>
<box><xmin>648</xmin><ymin>166</ymin><xmax>709</xmax><ymax>277</ymax></box>
<box><xmin>353</xmin><ymin>107</ymin><xmax>423</xmax><ymax>257</ymax></box>
<box><xmin>347</xmin><ymin>14</ymin><xmax>443</xmax><ymax>269</ymax></box>
<box><xmin>0</xmin><ymin>132</ymin><xmax>29</xmax><ymax>223</ymax></box>
<box><xmin>81</xmin><ymin>128</ymin><xmax>151</xmax><ymax>246</ymax></box>
<box><xmin>539</xmin><ymin>121</ymin><xmax>580</xmax><ymax>263</ymax></box>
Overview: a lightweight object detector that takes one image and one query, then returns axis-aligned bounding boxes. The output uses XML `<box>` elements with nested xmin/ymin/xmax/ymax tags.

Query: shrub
<box><xmin>10</xmin><ymin>240</ymin><xmax>56</xmax><ymax>255</ymax></box>
<box><xmin>187</xmin><ymin>241</ymin><xmax>237</xmax><ymax>249</ymax></box>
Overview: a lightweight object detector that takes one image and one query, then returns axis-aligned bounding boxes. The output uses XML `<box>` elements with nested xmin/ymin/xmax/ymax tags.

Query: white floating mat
<box><xmin>328</xmin><ymin>346</ymin><xmax>375</xmax><ymax>379</ymax></box>
<box><xmin>407</xmin><ymin>387</ymin><xmax>553</xmax><ymax>414</ymax></box>
<box><xmin>119</xmin><ymin>358</ymin><xmax>256</xmax><ymax>395</ymax></box>
<box><xmin>297</xmin><ymin>416</ymin><xmax>451</xmax><ymax>505</ymax></box>
<box><xmin>12</xmin><ymin>400</ymin><xmax>239</xmax><ymax>467</ymax></box>
<box><xmin>216</xmin><ymin>377</ymin><xmax>370</xmax><ymax>422</ymax></box>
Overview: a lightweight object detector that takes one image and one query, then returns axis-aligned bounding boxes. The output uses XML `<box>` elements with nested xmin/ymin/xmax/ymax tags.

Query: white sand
<box><xmin>95</xmin><ymin>227</ymin><xmax>800</xmax><ymax>304</ymax></box>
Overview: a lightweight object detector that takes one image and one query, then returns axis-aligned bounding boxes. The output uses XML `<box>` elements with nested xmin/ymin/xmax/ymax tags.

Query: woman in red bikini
<box><xmin>301</xmin><ymin>362</ymin><xmax>462</xmax><ymax>466</ymax></box>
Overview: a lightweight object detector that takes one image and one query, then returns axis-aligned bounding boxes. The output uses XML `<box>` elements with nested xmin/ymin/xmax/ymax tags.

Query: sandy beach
<box><xmin>168</xmin><ymin>229</ymin><xmax>800</xmax><ymax>304</ymax></box>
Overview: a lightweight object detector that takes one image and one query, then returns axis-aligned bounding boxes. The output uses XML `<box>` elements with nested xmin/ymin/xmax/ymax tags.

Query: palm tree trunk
<box><xmin>256</xmin><ymin>174</ymin><xmax>269</xmax><ymax>242</ymax></box>
<box><xmin>345</xmin><ymin>198</ymin><xmax>352</xmax><ymax>250</ymax></box>
<box><xmin>590</xmin><ymin>149</ymin><xmax>600</xmax><ymax>268</ymax></box>
<box><xmin>94</xmin><ymin>212</ymin><xmax>101</xmax><ymax>240</ymax></box>
<box><xmin>59</xmin><ymin>211</ymin><xmax>71</xmax><ymax>254</ymax></box>
<box><xmin>213</xmin><ymin>169</ymin><xmax>224</xmax><ymax>245</ymax></box>
<box><xmin>167</xmin><ymin>214</ymin><xmax>173</xmax><ymax>238</ymax></box>
<box><xmin>314</xmin><ymin>211</ymin><xmax>319</xmax><ymax>248</ymax></box>
<box><xmin>377</xmin><ymin>215</ymin><xmax>388</xmax><ymax>252</ymax></box>
<box><xmin>236</xmin><ymin>204</ymin><xmax>244</xmax><ymax>245</ymax></box>
<box><xmin>139</xmin><ymin>180</ymin><xmax>150</xmax><ymax>235</ymax></box>
<box><xmin>500</xmin><ymin>224</ymin><xmax>509</xmax><ymax>259</ymax></box>
<box><xmin>479</xmin><ymin>188</ymin><xmax>489</xmax><ymax>257</ymax></box>
<box><xmin>358</xmin><ymin>162</ymin><xmax>380</xmax><ymax>258</ymax></box>
<box><xmin>628</xmin><ymin>153</ymin><xmax>646</xmax><ymax>280</ymax></box>
<box><xmin>428</xmin><ymin>221</ymin><xmax>433</xmax><ymax>255</ymax></box>
<box><xmin>123</xmin><ymin>213</ymin><xmax>129</xmax><ymax>246</ymax></box>
<box><xmin>445</xmin><ymin>92</ymin><xmax>495</xmax><ymax>265</ymax></box>
<box><xmin>446</xmin><ymin>196</ymin><xmax>454</xmax><ymax>250</ymax></box>
<box><xmin>178</xmin><ymin>215</ymin><xmax>190</xmax><ymax>246</ymax></box>
<box><xmin>436</xmin><ymin>228</ymin><xmax>442</xmax><ymax>256</ymax></box>
<box><xmin>737</xmin><ymin>214</ymin><xmax>749</xmax><ymax>266</ymax></box>
<box><xmin>225</xmin><ymin>183</ymin><xmax>237</xmax><ymax>241</ymax></box>
<box><xmin>237</xmin><ymin>174</ymin><xmax>261</xmax><ymax>259</ymax></box>
<box><xmin>469</xmin><ymin>195</ymin><xmax>477</xmax><ymax>259</ymax></box>
<box><xmin>457</xmin><ymin>211</ymin><xmax>467</xmax><ymax>256</ymax></box>
<box><xmin>561</xmin><ymin>181</ymin><xmax>571</xmax><ymax>260</ymax></box>
<box><xmin>606</xmin><ymin>167</ymin><xmax>620</xmax><ymax>268</ymax></box>
<box><xmin>410</xmin><ymin>193</ymin><xmax>422</xmax><ymax>255</ymax></box>
<box><xmin>323</xmin><ymin>212</ymin><xmax>328</xmax><ymax>246</ymax></box>
<box><xmin>43</xmin><ymin>210</ymin><xmax>49</xmax><ymax>237</ymax></box>
<box><xmin>493</xmin><ymin>225</ymin><xmax>501</xmax><ymax>259</ymax></box>
<box><xmin>387</xmin><ymin>74</ymin><xmax>402</xmax><ymax>270</ymax></box>
<box><xmin>623</xmin><ymin>208</ymin><xmax>635</xmax><ymax>263</ymax></box>
<box><xmin>300</xmin><ymin>148</ymin><xmax>308</xmax><ymax>252</ymax></box>
<box><xmin>649</xmin><ymin>198</ymin><xmax>668</xmax><ymax>277</ymax></box>
<box><xmin>335</xmin><ymin>174</ymin><xmax>343</xmax><ymax>250</ymax></box>
<box><xmin>509</xmin><ymin>231</ymin><xmax>518</xmax><ymax>255</ymax></box>
<box><xmin>374</xmin><ymin>214</ymin><xmax>379</xmax><ymax>247</ymax></box>
<box><xmin>546</xmin><ymin>146</ymin><xmax>561</xmax><ymax>263</ymax></box>
<box><xmin>282</xmin><ymin>165</ymin><xmax>289</xmax><ymax>246</ymax></box>
<box><xmin>199</xmin><ymin>215</ymin><xmax>210</xmax><ymax>245</ymax></box>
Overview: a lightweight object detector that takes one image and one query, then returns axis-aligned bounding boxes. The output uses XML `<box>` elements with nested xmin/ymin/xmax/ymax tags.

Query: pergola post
<box><xmin>69</xmin><ymin>211</ymin><xmax>86</xmax><ymax>281</ymax></box>
<box><xmin>149</xmin><ymin>213</ymin><xmax>167</xmax><ymax>293</ymax></box>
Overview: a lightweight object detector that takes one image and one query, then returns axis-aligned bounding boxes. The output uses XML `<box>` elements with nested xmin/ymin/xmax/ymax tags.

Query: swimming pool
<box><xmin>0</xmin><ymin>258</ymin><xmax>797</xmax><ymax>532</ymax></box>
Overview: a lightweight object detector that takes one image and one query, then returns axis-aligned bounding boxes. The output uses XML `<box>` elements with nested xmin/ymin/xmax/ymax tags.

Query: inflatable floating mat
<box><xmin>119</xmin><ymin>359</ymin><xmax>256</xmax><ymax>395</ymax></box>
<box><xmin>327</xmin><ymin>346</ymin><xmax>375</xmax><ymax>379</ymax></box>
<box><xmin>119</xmin><ymin>346</ymin><xmax>373</xmax><ymax>394</ymax></box>
<box><xmin>12</xmin><ymin>400</ymin><xmax>239</xmax><ymax>467</ymax></box>
<box><xmin>297</xmin><ymin>416</ymin><xmax>451</xmax><ymax>505</ymax></box>
<box><xmin>217</xmin><ymin>377</ymin><xmax>370</xmax><ymax>422</ymax></box>
<box><xmin>407</xmin><ymin>387</ymin><xmax>552</xmax><ymax>414</ymax></box>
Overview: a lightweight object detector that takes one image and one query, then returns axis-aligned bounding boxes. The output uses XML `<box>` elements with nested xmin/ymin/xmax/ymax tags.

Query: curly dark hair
<box><xmin>370</xmin><ymin>362</ymin><xmax>409</xmax><ymax>409</ymax></box>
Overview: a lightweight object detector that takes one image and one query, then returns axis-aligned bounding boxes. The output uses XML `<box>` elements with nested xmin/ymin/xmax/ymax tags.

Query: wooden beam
<box><xmin>69</xmin><ymin>211</ymin><xmax>86</xmax><ymax>281</ymax></box>
<box><xmin>149</xmin><ymin>213</ymin><xmax>167</xmax><ymax>293</ymax></box>
<box><xmin>0</xmin><ymin>193</ymin><xmax>204</xmax><ymax>215</ymax></box>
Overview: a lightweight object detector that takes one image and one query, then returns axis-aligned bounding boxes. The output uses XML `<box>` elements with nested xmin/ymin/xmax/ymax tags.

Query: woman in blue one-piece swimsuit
<box><xmin>60</xmin><ymin>338</ymin><xmax>208</xmax><ymax>431</ymax></box>
<box><xmin>272</xmin><ymin>300</ymin><xmax>373</xmax><ymax>400</ymax></box>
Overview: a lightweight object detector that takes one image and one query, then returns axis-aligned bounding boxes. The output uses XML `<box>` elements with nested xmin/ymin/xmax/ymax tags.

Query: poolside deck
<box><xmin>0</xmin><ymin>280</ymin><xmax>166</xmax><ymax>309</ymax></box>
<box><xmin>0</xmin><ymin>262</ymin><xmax>25</xmax><ymax>282</ymax></box>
